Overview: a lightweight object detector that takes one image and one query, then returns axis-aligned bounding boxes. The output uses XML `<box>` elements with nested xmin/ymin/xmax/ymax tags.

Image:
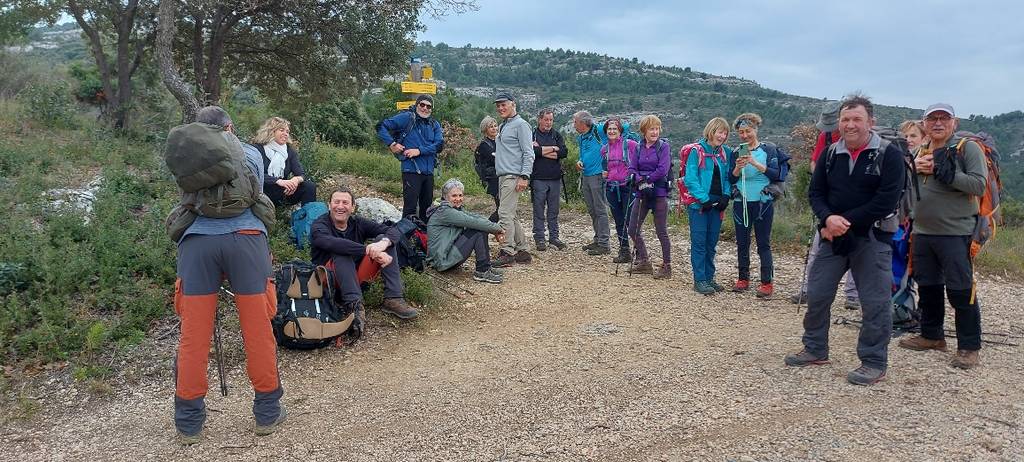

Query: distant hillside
<box><xmin>414</xmin><ymin>41</ymin><xmax>1024</xmax><ymax>197</ymax></box>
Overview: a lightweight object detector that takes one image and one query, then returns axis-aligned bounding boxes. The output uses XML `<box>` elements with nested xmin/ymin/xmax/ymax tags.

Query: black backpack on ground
<box><xmin>272</xmin><ymin>261</ymin><xmax>361</xmax><ymax>349</ymax></box>
<box><xmin>386</xmin><ymin>216</ymin><xmax>428</xmax><ymax>273</ymax></box>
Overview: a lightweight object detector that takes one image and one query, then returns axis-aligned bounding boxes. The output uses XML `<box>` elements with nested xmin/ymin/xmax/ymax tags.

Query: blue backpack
<box><xmin>291</xmin><ymin>201</ymin><xmax>328</xmax><ymax>249</ymax></box>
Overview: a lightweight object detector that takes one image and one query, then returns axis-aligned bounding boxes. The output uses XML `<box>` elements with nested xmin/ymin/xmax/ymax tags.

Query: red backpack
<box><xmin>676</xmin><ymin>142</ymin><xmax>726</xmax><ymax>207</ymax></box>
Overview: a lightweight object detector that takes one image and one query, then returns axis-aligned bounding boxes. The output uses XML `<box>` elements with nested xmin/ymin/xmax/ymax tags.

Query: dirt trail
<box><xmin>2</xmin><ymin>200</ymin><xmax>1022</xmax><ymax>461</ymax></box>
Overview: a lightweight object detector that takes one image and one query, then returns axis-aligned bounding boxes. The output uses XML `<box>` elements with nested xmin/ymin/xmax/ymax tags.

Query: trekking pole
<box><xmin>796</xmin><ymin>218</ymin><xmax>815</xmax><ymax>314</ymax></box>
<box><xmin>215</xmin><ymin>286</ymin><xmax>233</xmax><ymax>397</ymax></box>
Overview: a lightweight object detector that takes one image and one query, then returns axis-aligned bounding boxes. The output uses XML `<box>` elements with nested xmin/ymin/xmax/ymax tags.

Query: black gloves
<box><xmin>933</xmin><ymin>147</ymin><xmax>957</xmax><ymax>185</ymax></box>
<box><xmin>701</xmin><ymin>196</ymin><xmax>729</xmax><ymax>211</ymax></box>
<box><xmin>715</xmin><ymin>198</ymin><xmax>730</xmax><ymax>211</ymax></box>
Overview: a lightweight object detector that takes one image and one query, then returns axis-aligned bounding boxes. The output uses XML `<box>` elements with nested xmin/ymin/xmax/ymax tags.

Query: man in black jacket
<box><xmin>310</xmin><ymin>186</ymin><xmax>417</xmax><ymax>320</ymax></box>
<box><xmin>784</xmin><ymin>94</ymin><xmax>904</xmax><ymax>386</ymax></box>
<box><xmin>530</xmin><ymin>108</ymin><xmax>568</xmax><ymax>251</ymax></box>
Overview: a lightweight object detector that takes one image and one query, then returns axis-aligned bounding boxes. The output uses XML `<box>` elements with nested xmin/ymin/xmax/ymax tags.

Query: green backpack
<box><xmin>164</xmin><ymin>123</ymin><xmax>274</xmax><ymax>241</ymax></box>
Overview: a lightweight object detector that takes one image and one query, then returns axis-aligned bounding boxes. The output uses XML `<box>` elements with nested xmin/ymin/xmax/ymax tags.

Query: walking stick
<box><xmin>795</xmin><ymin>218</ymin><xmax>816</xmax><ymax>314</ymax></box>
<box><xmin>215</xmin><ymin>286</ymin><xmax>233</xmax><ymax>397</ymax></box>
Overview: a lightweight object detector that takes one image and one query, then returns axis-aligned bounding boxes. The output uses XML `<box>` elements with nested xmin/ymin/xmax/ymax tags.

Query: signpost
<box><xmin>398</xmin><ymin>58</ymin><xmax>436</xmax><ymax>109</ymax></box>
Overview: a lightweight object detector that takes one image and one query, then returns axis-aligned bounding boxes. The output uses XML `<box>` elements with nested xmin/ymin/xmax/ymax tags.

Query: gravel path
<box><xmin>2</xmin><ymin>199</ymin><xmax>1022</xmax><ymax>461</ymax></box>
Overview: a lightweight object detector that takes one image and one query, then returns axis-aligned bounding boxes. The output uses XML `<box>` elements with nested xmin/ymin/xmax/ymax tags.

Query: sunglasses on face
<box><xmin>418</xmin><ymin>102</ymin><xmax>433</xmax><ymax>109</ymax></box>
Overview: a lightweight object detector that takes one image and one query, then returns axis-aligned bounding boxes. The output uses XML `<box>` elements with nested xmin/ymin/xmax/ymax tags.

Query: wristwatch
<box><xmin>519</xmin><ymin>174</ymin><xmax>530</xmax><ymax>180</ymax></box>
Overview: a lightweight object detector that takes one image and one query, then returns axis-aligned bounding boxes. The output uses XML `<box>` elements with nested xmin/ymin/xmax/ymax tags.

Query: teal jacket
<box><xmin>426</xmin><ymin>201</ymin><xmax>502</xmax><ymax>271</ymax></box>
<box><xmin>683</xmin><ymin>139</ymin><xmax>732</xmax><ymax>209</ymax></box>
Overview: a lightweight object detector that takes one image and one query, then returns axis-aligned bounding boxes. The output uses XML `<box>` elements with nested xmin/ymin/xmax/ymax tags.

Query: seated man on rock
<box><xmin>426</xmin><ymin>178</ymin><xmax>506</xmax><ymax>284</ymax></box>
<box><xmin>311</xmin><ymin>186</ymin><xmax>417</xmax><ymax>320</ymax></box>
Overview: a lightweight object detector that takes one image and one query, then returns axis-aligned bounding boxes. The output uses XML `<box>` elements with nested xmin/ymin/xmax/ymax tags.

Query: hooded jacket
<box><xmin>376</xmin><ymin>109</ymin><xmax>443</xmax><ymax>175</ymax></box>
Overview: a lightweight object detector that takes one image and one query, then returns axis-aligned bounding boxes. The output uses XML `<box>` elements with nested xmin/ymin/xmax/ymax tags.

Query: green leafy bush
<box><xmin>307</xmin><ymin>97</ymin><xmax>374</xmax><ymax>148</ymax></box>
<box><xmin>18</xmin><ymin>80</ymin><xmax>78</xmax><ymax>129</ymax></box>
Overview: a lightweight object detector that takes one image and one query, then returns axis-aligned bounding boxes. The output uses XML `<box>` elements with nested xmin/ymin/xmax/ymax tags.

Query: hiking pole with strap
<box><xmin>796</xmin><ymin>217</ymin><xmax>816</xmax><ymax>314</ymax></box>
<box><xmin>215</xmin><ymin>286</ymin><xmax>232</xmax><ymax>397</ymax></box>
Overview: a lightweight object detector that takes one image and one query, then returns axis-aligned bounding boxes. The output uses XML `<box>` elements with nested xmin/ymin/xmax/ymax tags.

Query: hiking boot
<box><xmin>548</xmin><ymin>238</ymin><xmax>567</xmax><ymax>251</ymax></box>
<box><xmin>582</xmin><ymin>241</ymin><xmax>600</xmax><ymax>252</ymax></box>
<box><xmin>254</xmin><ymin>405</ymin><xmax>288</xmax><ymax>436</ymax></box>
<box><xmin>710</xmin><ymin>281</ymin><xmax>725</xmax><ymax>292</ymax></box>
<box><xmin>951</xmin><ymin>350</ymin><xmax>980</xmax><ymax>369</ymax></box>
<box><xmin>473</xmin><ymin>269</ymin><xmax>503</xmax><ymax>284</ymax></box>
<box><xmin>612</xmin><ymin>247</ymin><xmax>631</xmax><ymax>264</ymax></box>
<box><xmin>756</xmin><ymin>282</ymin><xmax>774</xmax><ymax>298</ymax></box>
<box><xmin>784</xmin><ymin>349</ymin><xmax>830</xmax><ymax>367</ymax></box>
<box><xmin>847</xmin><ymin>365</ymin><xmax>886</xmax><ymax>386</ymax></box>
<box><xmin>788</xmin><ymin>292</ymin><xmax>807</xmax><ymax>304</ymax></box>
<box><xmin>381</xmin><ymin>297</ymin><xmax>418</xmax><ymax>320</ymax></box>
<box><xmin>653</xmin><ymin>263</ymin><xmax>672</xmax><ymax>280</ymax></box>
<box><xmin>732</xmin><ymin>279</ymin><xmax>750</xmax><ymax>292</ymax></box>
<box><xmin>694</xmin><ymin>281</ymin><xmax>716</xmax><ymax>295</ymax></box>
<box><xmin>491</xmin><ymin>250</ymin><xmax>515</xmax><ymax>268</ymax></box>
<box><xmin>897</xmin><ymin>335</ymin><xmax>948</xmax><ymax>352</ymax></box>
<box><xmin>514</xmin><ymin>250</ymin><xmax>532</xmax><ymax>263</ymax></box>
<box><xmin>535</xmin><ymin>240</ymin><xmax>547</xmax><ymax>251</ymax></box>
<box><xmin>177</xmin><ymin>431</ymin><xmax>202</xmax><ymax>446</ymax></box>
<box><xmin>844</xmin><ymin>296</ymin><xmax>861</xmax><ymax>310</ymax></box>
<box><xmin>587</xmin><ymin>245</ymin><xmax>611</xmax><ymax>256</ymax></box>
<box><xmin>629</xmin><ymin>260</ymin><xmax>653</xmax><ymax>274</ymax></box>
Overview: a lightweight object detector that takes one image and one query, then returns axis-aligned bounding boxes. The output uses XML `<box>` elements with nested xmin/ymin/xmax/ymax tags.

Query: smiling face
<box><xmin>708</xmin><ymin>128</ymin><xmax>728</xmax><ymax>148</ymax></box>
<box><xmin>495</xmin><ymin>100</ymin><xmax>515</xmax><ymax>119</ymax></box>
<box><xmin>485</xmin><ymin>122</ymin><xmax>498</xmax><ymax>140</ymax></box>
<box><xmin>329</xmin><ymin>191</ymin><xmax>354</xmax><ymax>228</ymax></box>
<box><xmin>605</xmin><ymin>121</ymin><xmax>621</xmax><ymax>141</ymax></box>
<box><xmin>838</xmin><ymin>104</ymin><xmax>874</xmax><ymax>150</ymax></box>
<box><xmin>737</xmin><ymin>126</ymin><xmax>757</xmax><ymax>145</ymax></box>
<box><xmin>446</xmin><ymin>187</ymin><xmax>465</xmax><ymax>208</ymax></box>
<box><xmin>273</xmin><ymin>126</ymin><xmax>290</xmax><ymax>145</ymax></box>
<box><xmin>924</xmin><ymin>111</ymin><xmax>958</xmax><ymax>145</ymax></box>
<box><xmin>415</xmin><ymin>100</ymin><xmax>433</xmax><ymax>119</ymax></box>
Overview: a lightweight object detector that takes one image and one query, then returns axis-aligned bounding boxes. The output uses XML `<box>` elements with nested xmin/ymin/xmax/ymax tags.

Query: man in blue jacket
<box><xmin>377</xmin><ymin>94</ymin><xmax>444</xmax><ymax>222</ymax></box>
<box><xmin>574</xmin><ymin>110</ymin><xmax>611</xmax><ymax>255</ymax></box>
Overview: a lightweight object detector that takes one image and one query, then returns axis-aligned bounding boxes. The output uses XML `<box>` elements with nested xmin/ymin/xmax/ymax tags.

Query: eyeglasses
<box><xmin>925</xmin><ymin>114</ymin><xmax>953</xmax><ymax>123</ymax></box>
<box><xmin>418</xmin><ymin>102</ymin><xmax>433</xmax><ymax>109</ymax></box>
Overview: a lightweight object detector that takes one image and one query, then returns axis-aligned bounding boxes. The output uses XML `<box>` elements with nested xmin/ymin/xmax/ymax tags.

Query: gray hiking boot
<box><xmin>693</xmin><ymin>281</ymin><xmax>716</xmax><ymax>295</ymax></box>
<box><xmin>653</xmin><ymin>263</ymin><xmax>672</xmax><ymax>280</ymax></box>
<box><xmin>548</xmin><ymin>238</ymin><xmax>567</xmax><ymax>251</ymax></box>
<box><xmin>254</xmin><ymin>404</ymin><xmax>288</xmax><ymax>436</ymax></box>
<box><xmin>177</xmin><ymin>431</ymin><xmax>202</xmax><ymax>446</ymax></box>
<box><xmin>582</xmin><ymin>241</ymin><xmax>600</xmax><ymax>252</ymax></box>
<box><xmin>847</xmin><ymin>365</ymin><xmax>886</xmax><ymax>385</ymax></box>
<box><xmin>535</xmin><ymin>240</ymin><xmax>547</xmax><ymax>251</ymax></box>
<box><xmin>587</xmin><ymin>245</ymin><xmax>611</xmax><ymax>256</ymax></box>
<box><xmin>382</xmin><ymin>297</ymin><xmax>418</xmax><ymax>319</ymax></box>
<box><xmin>844</xmin><ymin>296</ymin><xmax>862</xmax><ymax>310</ymax></box>
<box><xmin>710</xmin><ymin>281</ymin><xmax>725</xmax><ymax>292</ymax></box>
<box><xmin>788</xmin><ymin>292</ymin><xmax>807</xmax><ymax>304</ymax></box>
<box><xmin>784</xmin><ymin>349</ymin><xmax>830</xmax><ymax>367</ymax></box>
<box><xmin>629</xmin><ymin>260</ymin><xmax>653</xmax><ymax>274</ymax></box>
<box><xmin>612</xmin><ymin>247</ymin><xmax>631</xmax><ymax>264</ymax></box>
<box><xmin>473</xmin><ymin>269</ymin><xmax>503</xmax><ymax>284</ymax></box>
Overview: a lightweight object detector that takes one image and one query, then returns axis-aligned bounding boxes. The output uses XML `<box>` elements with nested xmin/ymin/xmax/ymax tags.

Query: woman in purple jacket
<box><xmin>627</xmin><ymin>115</ymin><xmax>672</xmax><ymax>279</ymax></box>
<box><xmin>601</xmin><ymin>118</ymin><xmax>639</xmax><ymax>264</ymax></box>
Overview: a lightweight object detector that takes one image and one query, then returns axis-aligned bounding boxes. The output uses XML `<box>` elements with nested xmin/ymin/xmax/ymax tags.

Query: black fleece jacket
<box><xmin>808</xmin><ymin>133</ymin><xmax>904</xmax><ymax>237</ymax></box>
<box><xmin>531</xmin><ymin>128</ymin><xmax>568</xmax><ymax>180</ymax></box>
<box><xmin>310</xmin><ymin>213</ymin><xmax>402</xmax><ymax>265</ymax></box>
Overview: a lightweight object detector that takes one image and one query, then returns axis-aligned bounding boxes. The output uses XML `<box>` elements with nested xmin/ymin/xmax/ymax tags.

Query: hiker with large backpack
<box><xmin>253</xmin><ymin>116</ymin><xmax>317</xmax><ymax>207</ymax></box>
<box><xmin>681</xmin><ymin>117</ymin><xmax>733</xmax><ymax>294</ymax></box>
<box><xmin>897</xmin><ymin>103</ymin><xmax>993</xmax><ymax>370</ymax></box>
<box><xmin>426</xmin><ymin>178</ymin><xmax>507</xmax><ymax>284</ymax></box>
<box><xmin>784</xmin><ymin>94</ymin><xmax>905</xmax><ymax>386</ymax></box>
<box><xmin>627</xmin><ymin>115</ymin><xmax>674</xmax><ymax>279</ymax></box>
<box><xmin>727</xmin><ymin>112</ymin><xmax>789</xmax><ymax>298</ymax></box>
<box><xmin>474</xmin><ymin>116</ymin><xmax>500</xmax><ymax>222</ymax></box>
<box><xmin>574</xmin><ymin>110</ymin><xmax>612</xmax><ymax>256</ymax></box>
<box><xmin>789</xmin><ymin>101</ymin><xmax>862</xmax><ymax>310</ymax></box>
<box><xmin>166</xmin><ymin>106</ymin><xmax>285</xmax><ymax>444</ymax></box>
<box><xmin>530</xmin><ymin>108</ymin><xmax>569</xmax><ymax>251</ymax></box>
<box><xmin>311</xmin><ymin>186</ymin><xmax>419</xmax><ymax>320</ymax></box>
<box><xmin>601</xmin><ymin>117</ymin><xmax>639</xmax><ymax>264</ymax></box>
<box><xmin>376</xmin><ymin>94</ymin><xmax>444</xmax><ymax>223</ymax></box>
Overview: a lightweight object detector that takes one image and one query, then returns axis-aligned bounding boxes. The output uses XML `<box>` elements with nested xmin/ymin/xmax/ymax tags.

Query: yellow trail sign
<box><xmin>401</xmin><ymin>81</ymin><xmax>437</xmax><ymax>94</ymax></box>
<box><xmin>396</xmin><ymin>100</ymin><xmax>416</xmax><ymax>110</ymax></box>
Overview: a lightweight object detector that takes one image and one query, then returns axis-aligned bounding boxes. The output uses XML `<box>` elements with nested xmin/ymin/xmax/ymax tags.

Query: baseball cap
<box><xmin>923</xmin><ymin>103</ymin><xmax>955</xmax><ymax>118</ymax></box>
<box><xmin>493</xmin><ymin>92</ymin><xmax>514</xmax><ymax>103</ymax></box>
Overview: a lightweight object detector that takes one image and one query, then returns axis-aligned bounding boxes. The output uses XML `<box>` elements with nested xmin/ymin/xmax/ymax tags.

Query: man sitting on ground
<box><xmin>311</xmin><ymin>186</ymin><xmax>417</xmax><ymax>320</ymax></box>
<box><xmin>426</xmin><ymin>178</ymin><xmax>506</xmax><ymax>283</ymax></box>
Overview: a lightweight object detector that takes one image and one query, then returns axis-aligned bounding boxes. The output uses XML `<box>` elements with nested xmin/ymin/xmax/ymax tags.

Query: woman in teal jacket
<box><xmin>683</xmin><ymin>117</ymin><xmax>732</xmax><ymax>295</ymax></box>
<box><xmin>426</xmin><ymin>178</ymin><xmax>506</xmax><ymax>284</ymax></box>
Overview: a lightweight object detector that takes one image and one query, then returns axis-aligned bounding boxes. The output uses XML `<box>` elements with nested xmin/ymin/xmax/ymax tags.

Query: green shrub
<box><xmin>18</xmin><ymin>80</ymin><xmax>78</xmax><ymax>129</ymax></box>
<box><xmin>307</xmin><ymin>97</ymin><xmax>374</xmax><ymax>148</ymax></box>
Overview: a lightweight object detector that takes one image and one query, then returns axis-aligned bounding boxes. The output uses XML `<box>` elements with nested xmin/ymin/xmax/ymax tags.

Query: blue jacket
<box><xmin>683</xmin><ymin>139</ymin><xmax>732</xmax><ymax>209</ymax></box>
<box><xmin>376</xmin><ymin>110</ymin><xmax>443</xmax><ymax>175</ymax></box>
<box><xmin>577</xmin><ymin>126</ymin><xmax>605</xmax><ymax>177</ymax></box>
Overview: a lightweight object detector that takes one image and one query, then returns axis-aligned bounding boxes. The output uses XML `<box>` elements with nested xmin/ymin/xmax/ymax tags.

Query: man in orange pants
<box><xmin>173</xmin><ymin>106</ymin><xmax>285</xmax><ymax>443</ymax></box>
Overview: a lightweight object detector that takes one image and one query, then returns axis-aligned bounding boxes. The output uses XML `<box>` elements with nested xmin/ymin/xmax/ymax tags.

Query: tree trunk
<box><xmin>157</xmin><ymin>0</ymin><xmax>200</xmax><ymax>123</ymax></box>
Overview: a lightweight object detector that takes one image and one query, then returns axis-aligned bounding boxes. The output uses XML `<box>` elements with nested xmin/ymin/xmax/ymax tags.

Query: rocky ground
<box><xmin>1</xmin><ymin>187</ymin><xmax>1022</xmax><ymax>461</ymax></box>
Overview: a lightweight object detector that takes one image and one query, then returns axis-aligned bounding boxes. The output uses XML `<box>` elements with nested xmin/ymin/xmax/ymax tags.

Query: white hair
<box><xmin>442</xmin><ymin>178</ymin><xmax>465</xmax><ymax>200</ymax></box>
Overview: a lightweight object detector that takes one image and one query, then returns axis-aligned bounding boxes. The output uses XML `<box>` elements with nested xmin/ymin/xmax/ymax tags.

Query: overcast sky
<box><xmin>420</xmin><ymin>0</ymin><xmax>1023</xmax><ymax>117</ymax></box>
